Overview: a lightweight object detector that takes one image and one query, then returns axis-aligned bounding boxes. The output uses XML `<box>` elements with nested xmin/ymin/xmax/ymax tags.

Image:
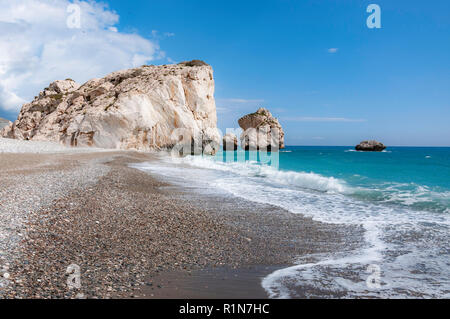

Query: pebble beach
<box><xmin>0</xmin><ymin>137</ymin><xmax>359</xmax><ymax>299</ymax></box>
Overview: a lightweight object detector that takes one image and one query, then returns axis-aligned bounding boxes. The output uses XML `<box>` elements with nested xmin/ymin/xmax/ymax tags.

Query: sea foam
<box><xmin>175</xmin><ymin>155</ymin><xmax>349</xmax><ymax>194</ymax></box>
<box><xmin>132</xmin><ymin>152</ymin><xmax>450</xmax><ymax>299</ymax></box>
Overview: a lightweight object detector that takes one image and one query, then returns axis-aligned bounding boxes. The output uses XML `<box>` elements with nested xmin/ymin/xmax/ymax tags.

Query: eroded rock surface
<box><xmin>355</xmin><ymin>140</ymin><xmax>386</xmax><ymax>152</ymax></box>
<box><xmin>1</xmin><ymin>61</ymin><xmax>220</xmax><ymax>155</ymax></box>
<box><xmin>238</xmin><ymin>108</ymin><xmax>285</xmax><ymax>151</ymax></box>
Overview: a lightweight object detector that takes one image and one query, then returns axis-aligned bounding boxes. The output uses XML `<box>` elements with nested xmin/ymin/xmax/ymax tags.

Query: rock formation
<box><xmin>223</xmin><ymin>133</ymin><xmax>238</xmax><ymax>151</ymax></box>
<box><xmin>1</xmin><ymin>61</ymin><xmax>220</xmax><ymax>155</ymax></box>
<box><xmin>0</xmin><ymin>117</ymin><xmax>11</xmax><ymax>130</ymax></box>
<box><xmin>355</xmin><ymin>140</ymin><xmax>386</xmax><ymax>152</ymax></box>
<box><xmin>238</xmin><ymin>108</ymin><xmax>285</xmax><ymax>151</ymax></box>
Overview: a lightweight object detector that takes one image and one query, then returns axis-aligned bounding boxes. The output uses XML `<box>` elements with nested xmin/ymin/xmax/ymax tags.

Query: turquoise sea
<box><xmin>134</xmin><ymin>146</ymin><xmax>450</xmax><ymax>298</ymax></box>
<box><xmin>243</xmin><ymin>146</ymin><xmax>450</xmax><ymax>214</ymax></box>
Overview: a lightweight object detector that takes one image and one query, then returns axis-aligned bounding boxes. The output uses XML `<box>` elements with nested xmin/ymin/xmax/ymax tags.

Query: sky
<box><xmin>0</xmin><ymin>0</ymin><xmax>449</xmax><ymax>146</ymax></box>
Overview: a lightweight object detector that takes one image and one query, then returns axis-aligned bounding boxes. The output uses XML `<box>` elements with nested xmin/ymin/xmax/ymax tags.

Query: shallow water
<box><xmin>132</xmin><ymin>146</ymin><xmax>450</xmax><ymax>299</ymax></box>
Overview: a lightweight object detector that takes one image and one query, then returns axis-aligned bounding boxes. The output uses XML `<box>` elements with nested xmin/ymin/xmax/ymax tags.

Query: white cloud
<box><xmin>215</xmin><ymin>98</ymin><xmax>265</xmax><ymax>114</ymax></box>
<box><xmin>216</xmin><ymin>107</ymin><xmax>230</xmax><ymax>114</ymax></box>
<box><xmin>0</xmin><ymin>0</ymin><xmax>161</xmax><ymax>111</ymax></box>
<box><xmin>167</xmin><ymin>57</ymin><xmax>176</xmax><ymax>64</ymax></box>
<box><xmin>0</xmin><ymin>87</ymin><xmax>26</xmax><ymax>111</ymax></box>
<box><xmin>221</xmin><ymin>98</ymin><xmax>265</xmax><ymax>104</ymax></box>
<box><xmin>282</xmin><ymin>117</ymin><xmax>367</xmax><ymax>123</ymax></box>
<box><xmin>327</xmin><ymin>48</ymin><xmax>338</xmax><ymax>53</ymax></box>
<box><xmin>152</xmin><ymin>30</ymin><xmax>175</xmax><ymax>40</ymax></box>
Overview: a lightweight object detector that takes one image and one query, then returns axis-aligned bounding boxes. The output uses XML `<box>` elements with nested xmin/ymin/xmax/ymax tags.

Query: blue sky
<box><xmin>1</xmin><ymin>0</ymin><xmax>449</xmax><ymax>146</ymax></box>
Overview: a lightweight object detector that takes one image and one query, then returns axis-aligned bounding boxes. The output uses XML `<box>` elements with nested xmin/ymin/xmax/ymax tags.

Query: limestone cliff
<box><xmin>1</xmin><ymin>61</ymin><xmax>220</xmax><ymax>155</ymax></box>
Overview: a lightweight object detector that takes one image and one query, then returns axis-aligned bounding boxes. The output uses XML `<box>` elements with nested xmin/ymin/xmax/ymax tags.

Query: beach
<box><xmin>1</xmin><ymin>138</ymin><xmax>448</xmax><ymax>299</ymax></box>
<box><xmin>1</xmin><ymin>0</ymin><xmax>448</xmax><ymax>302</ymax></box>
<box><xmin>0</xmin><ymin>139</ymin><xmax>359</xmax><ymax>299</ymax></box>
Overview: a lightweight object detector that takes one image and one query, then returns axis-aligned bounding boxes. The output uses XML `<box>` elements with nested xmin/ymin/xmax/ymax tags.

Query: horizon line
<box><xmin>284</xmin><ymin>145</ymin><xmax>450</xmax><ymax>148</ymax></box>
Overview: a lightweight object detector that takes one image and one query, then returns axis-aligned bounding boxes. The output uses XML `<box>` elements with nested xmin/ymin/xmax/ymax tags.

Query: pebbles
<box><xmin>0</xmin><ymin>151</ymin><xmax>111</xmax><ymax>298</ymax></box>
<box><xmin>0</xmin><ymin>151</ymin><xmax>361</xmax><ymax>299</ymax></box>
<box><xmin>0</xmin><ymin>137</ymin><xmax>107</xmax><ymax>154</ymax></box>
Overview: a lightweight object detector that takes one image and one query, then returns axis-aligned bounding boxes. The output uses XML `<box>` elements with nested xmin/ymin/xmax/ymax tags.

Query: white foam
<box><xmin>345</xmin><ymin>149</ymin><xmax>392</xmax><ymax>153</ymax></box>
<box><xmin>174</xmin><ymin>155</ymin><xmax>349</xmax><ymax>194</ymax></box>
<box><xmin>370</xmin><ymin>182</ymin><xmax>450</xmax><ymax>212</ymax></box>
<box><xmin>132</xmin><ymin>154</ymin><xmax>450</xmax><ymax>299</ymax></box>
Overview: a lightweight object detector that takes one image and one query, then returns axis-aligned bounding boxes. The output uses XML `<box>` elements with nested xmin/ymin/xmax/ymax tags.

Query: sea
<box><xmin>132</xmin><ymin>146</ymin><xmax>450</xmax><ymax>298</ymax></box>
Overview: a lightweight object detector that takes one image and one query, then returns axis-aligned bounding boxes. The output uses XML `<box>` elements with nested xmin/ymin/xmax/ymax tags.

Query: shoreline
<box><xmin>0</xmin><ymin>150</ymin><xmax>362</xmax><ymax>299</ymax></box>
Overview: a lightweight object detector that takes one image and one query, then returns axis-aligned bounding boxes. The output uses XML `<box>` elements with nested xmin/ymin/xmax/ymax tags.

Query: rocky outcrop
<box><xmin>1</xmin><ymin>61</ymin><xmax>220</xmax><ymax>155</ymax></box>
<box><xmin>223</xmin><ymin>133</ymin><xmax>238</xmax><ymax>151</ymax></box>
<box><xmin>356</xmin><ymin>140</ymin><xmax>386</xmax><ymax>152</ymax></box>
<box><xmin>0</xmin><ymin>117</ymin><xmax>11</xmax><ymax>130</ymax></box>
<box><xmin>238</xmin><ymin>108</ymin><xmax>285</xmax><ymax>151</ymax></box>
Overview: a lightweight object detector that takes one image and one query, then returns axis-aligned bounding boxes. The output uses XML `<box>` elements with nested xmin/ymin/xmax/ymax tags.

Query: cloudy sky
<box><xmin>0</xmin><ymin>0</ymin><xmax>449</xmax><ymax>146</ymax></box>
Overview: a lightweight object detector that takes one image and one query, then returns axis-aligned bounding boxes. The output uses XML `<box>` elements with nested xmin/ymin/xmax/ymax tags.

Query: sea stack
<box><xmin>355</xmin><ymin>140</ymin><xmax>386</xmax><ymax>152</ymax></box>
<box><xmin>238</xmin><ymin>107</ymin><xmax>285</xmax><ymax>151</ymax></box>
<box><xmin>1</xmin><ymin>60</ymin><xmax>221</xmax><ymax>155</ymax></box>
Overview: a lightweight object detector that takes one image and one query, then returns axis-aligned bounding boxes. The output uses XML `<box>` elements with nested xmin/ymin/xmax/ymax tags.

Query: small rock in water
<box><xmin>355</xmin><ymin>140</ymin><xmax>386</xmax><ymax>152</ymax></box>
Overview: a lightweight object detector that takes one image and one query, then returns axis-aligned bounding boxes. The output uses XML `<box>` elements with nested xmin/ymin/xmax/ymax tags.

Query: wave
<box><xmin>345</xmin><ymin>149</ymin><xmax>392</xmax><ymax>153</ymax></box>
<box><xmin>352</xmin><ymin>182</ymin><xmax>450</xmax><ymax>214</ymax></box>
<box><xmin>132</xmin><ymin>153</ymin><xmax>450</xmax><ymax>298</ymax></box>
<box><xmin>175</xmin><ymin>155</ymin><xmax>349</xmax><ymax>194</ymax></box>
<box><xmin>169</xmin><ymin>155</ymin><xmax>449</xmax><ymax>213</ymax></box>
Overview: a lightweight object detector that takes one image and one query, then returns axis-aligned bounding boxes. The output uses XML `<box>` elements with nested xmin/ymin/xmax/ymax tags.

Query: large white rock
<box><xmin>1</xmin><ymin>61</ymin><xmax>220</xmax><ymax>155</ymax></box>
<box><xmin>238</xmin><ymin>108</ymin><xmax>285</xmax><ymax>151</ymax></box>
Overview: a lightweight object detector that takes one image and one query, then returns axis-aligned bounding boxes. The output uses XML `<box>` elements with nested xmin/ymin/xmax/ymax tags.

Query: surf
<box><xmin>132</xmin><ymin>147</ymin><xmax>450</xmax><ymax>299</ymax></box>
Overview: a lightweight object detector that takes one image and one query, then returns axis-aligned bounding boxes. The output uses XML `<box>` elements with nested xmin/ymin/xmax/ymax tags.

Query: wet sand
<box><xmin>0</xmin><ymin>151</ymin><xmax>362</xmax><ymax>299</ymax></box>
<box><xmin>138</xmin><ymin>266</ymin><xmax>279</xmax><ymax>299</ymax></box>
